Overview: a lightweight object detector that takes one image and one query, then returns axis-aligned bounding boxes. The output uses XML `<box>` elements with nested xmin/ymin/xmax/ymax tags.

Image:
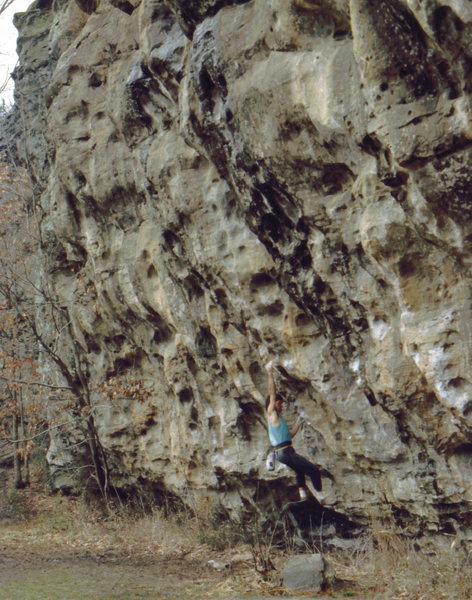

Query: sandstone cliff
<box><xmin>12</xmin><ymin>0</ymin><xmax>472</xmax><ymax>538</ymax></box>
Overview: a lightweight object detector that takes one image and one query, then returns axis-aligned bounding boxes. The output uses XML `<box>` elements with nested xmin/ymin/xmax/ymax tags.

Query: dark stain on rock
<box><xmin>397</xmin><ymin>253</ymin><xmax>420</xmax><ymax>278</ymax></box>
<box><xmin>74</xmin><ymin>0</ymin><xmax>97</xmax><ymax>15</ymax></box>
<box><xmin>363</xmin><ymin>0</ymin><xmax>456</xmax><ymax>100</ymax></box>
<box><xmin>290</xmin><ymin>240</ymin><xmax>312</xmax><ymax>272</ymax></box>
<box><xmin>183</xmin><ymin>274</ymin><xmax>205</xmax><ymax>301</ymax></box>
<box><xmin>123</xmin><ymin>79</ymin><xmax>153</xmax><ymax>136</ymax></box>
<box><xmin>415</xmin><ymin>145</ymin><xmax>472</xmax><ymax>220</ymax></box>
<box><xmin>321</xmin><ymin>163</ymin><xmax>354</xmax><ymax>195</ymax></box>
<box><xmin>360</xmin><ymin>133</ymin><xmax>383</xmax><ymax>155</ymax></box>
<box><xmin>365</xmin><ymin>388</ymin><xmax>378</xmax><ymax>406</ymax></box>
<box><xmin>195</xmin><ymin>326</ymin><xmax>218</xmax><ymax>358</ymax></box>
<box><xmin>65</xmin><ymin>191</ymin><xmax>82</xmax><ymax>226</ymax></box>
<box><xmin>178</xmin><ymin>388</ymin><xmax>193</xmax><ymax>403</ymax></box>
<box><xmin>109</xmin><ymin>0</ymin><xmax>135</xmax><ymax>15</ymax></box>
<box><xmin>163</xmin><ymin>0</ymin><xmax>252</xmax><ymax>37</ymax></box>
<box><xmin>382</xmin><ymin>171</ymin><xmax>409</xmax><ymax>188</ymax></box>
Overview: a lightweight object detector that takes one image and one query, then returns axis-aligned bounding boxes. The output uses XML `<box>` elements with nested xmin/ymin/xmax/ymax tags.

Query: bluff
<box><xmin>11</xmin><ymin>0</ymin><xmax>472</xmax><ymax>539</ymax></box>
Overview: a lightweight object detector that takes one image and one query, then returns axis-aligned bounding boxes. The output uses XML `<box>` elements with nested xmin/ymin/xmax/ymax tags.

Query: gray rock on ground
<box><xmin>281</xmin><ymin>553</ymin><xmax>325</xmax><ymax>591</ymax></box>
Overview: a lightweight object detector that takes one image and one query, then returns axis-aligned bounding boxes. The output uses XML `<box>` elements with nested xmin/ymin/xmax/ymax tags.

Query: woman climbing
<box><xmin>265</xmin><ymin>360</ymin><xmax>329</xmax><ymax>504</ymax></box>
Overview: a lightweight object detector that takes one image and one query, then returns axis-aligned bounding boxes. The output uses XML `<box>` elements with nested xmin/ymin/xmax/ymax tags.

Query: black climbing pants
<box><xmin>275</xmin><ymin>446</ymin><xmax>322</xmax><ymax>491</ymax></box>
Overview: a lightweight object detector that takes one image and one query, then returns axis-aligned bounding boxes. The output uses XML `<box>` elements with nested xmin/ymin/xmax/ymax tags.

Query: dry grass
<box><xmin>0</xmin><ymin>477</ymin><xmax>261</xmax><ymax>579</ymax></box>
<box><xmin>2</xmin><ymin>476</ymin><xmax>472</xmax><ymax>600</ymax></box>
<box><xmin>0</xmin><ymin>488</ymin><xmax>205</xmax><ymax>560</ymax></box>
<box><xmin>0</xmin><ymin>482</ymin><xmax>272</xmax><ymax>599</ymax></box>
<box><xmin>328</xmin><ymin>519</ymin><xmax>472</xmax><ymax>600</ymax></box>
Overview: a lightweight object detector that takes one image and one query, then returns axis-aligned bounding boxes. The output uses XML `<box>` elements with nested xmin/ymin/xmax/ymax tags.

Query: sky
<box><xmin>0</xmin><ymin>0</ymin><xmax>33</xmax><ymax>105</ymax></box>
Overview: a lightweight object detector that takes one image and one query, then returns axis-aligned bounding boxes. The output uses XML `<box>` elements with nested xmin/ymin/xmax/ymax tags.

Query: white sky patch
<box><xmin>0</xmin><ymin>0</ymin><xmax>33</xmax><ymax>105</ymax></box>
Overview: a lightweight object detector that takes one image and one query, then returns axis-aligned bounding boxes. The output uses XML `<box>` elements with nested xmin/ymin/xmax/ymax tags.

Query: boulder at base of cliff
<box><xmin>280</xmin><ymin>553</ymin><xmax>325</xmax><ymax>591</ymax></box>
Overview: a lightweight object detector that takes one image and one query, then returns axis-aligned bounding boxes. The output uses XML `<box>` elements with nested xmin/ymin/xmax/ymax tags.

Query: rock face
<box><xmin>12</xmin><ymin>0</ymin><xmax>472</xmax><ymax>536</ymax></box>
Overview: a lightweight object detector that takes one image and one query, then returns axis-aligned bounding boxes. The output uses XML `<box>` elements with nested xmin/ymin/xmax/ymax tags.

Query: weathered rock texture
<box><xmin>12</xmin><ymin>0</ymin><xmax>472</xmax><ymax>537</ymax></box>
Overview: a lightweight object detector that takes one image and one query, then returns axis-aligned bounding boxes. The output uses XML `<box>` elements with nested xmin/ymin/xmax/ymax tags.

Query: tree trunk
<box><xmin>86</xmin><ymin>416</ymin><xmax>109</xmax><ymax>501</ymax></box>
<box><xmin>12</xmin><ymin>414</ymin><xmax>24</xmax><ymax>489</ymax></box>
<box><xmin>19</xmin><ymin>396</ymin><xmax>30</xmax><ymax>486</ymax></box>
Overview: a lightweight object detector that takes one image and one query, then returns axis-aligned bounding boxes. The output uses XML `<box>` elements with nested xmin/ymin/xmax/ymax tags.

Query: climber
<box><xmin>265</xmin><ymin>360</ymin><xmax>328</xmax><ymax>503</ymax></box>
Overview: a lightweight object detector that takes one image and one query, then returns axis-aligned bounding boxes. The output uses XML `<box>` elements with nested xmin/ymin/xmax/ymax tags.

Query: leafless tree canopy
<box><xmin>0</xmin><ymin>0</ymin><xmax>17</xmax><ymax>16</ymax></box>
<box><xmin>1</xmin><ymin>72</ymin><xmax>10</xmax><ymax>97</ymax></box>
<box><xmin>0</xmin><ymin>0</ymin><xmax>20</xmax><ymax>96</ymax></box>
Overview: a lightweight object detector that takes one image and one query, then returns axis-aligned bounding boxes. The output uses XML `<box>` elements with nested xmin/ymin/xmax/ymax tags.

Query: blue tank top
<box><xmin>268</xmin><ymin>416</ymin><xmax>292</xmax><ymax>446</ymax></box>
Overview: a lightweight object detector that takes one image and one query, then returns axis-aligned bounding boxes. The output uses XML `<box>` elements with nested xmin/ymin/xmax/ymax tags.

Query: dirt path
<box><xmin>2</xmin><ymin>550</ymin><xmax>370</xmax><ymax>600</ymax></box>
<box><xmin>0</xmin><ymin>550</ymin><xmax>257</xmax><ymax>600</ymax></box>
<box><xmin>0</xmin><ymin>551</ymin><xmax>360</xmax><ymax>600</ymax></box>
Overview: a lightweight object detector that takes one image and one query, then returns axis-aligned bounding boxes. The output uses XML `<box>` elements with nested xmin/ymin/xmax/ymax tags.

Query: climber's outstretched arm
<box><xmin>265</xmin><ymin>361</ymin><xmax>278</xmax><ymax>424</ymax></box>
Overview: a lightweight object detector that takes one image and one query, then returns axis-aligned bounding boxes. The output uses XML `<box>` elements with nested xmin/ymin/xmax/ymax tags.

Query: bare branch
<box><xmin>0</xmin><ymin>374</ymin><xmax>72</xmax><ymax>391</ymax></box>
<box><xmin>6</xmin><ymin>416</ymin><xmax>90</xmax><ymax>443</ymax></box>
<box><xmin>0</xmin><ymin>70</ymin><xmax>10</xmax><ymax>96</ymax></box>
<box><xmin>0</xmin><ymin>0</ymin><xmax>17</xmax><ymax>17</ymax></box>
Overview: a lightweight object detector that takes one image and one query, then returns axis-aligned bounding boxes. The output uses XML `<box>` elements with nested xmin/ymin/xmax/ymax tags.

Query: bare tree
<box><xmin>1</xmin><ymin>71</ymin><xmax>10</xmax><ymax>97</ymax></box>
<box><xmin>0</xmin><ymin>0</ymin><xmax>24</xmax><ymax>98</ymax></box>
<box><xmin>0</xmin><ymin>0</ymin><xmax>17</xmax><ymax>16</ymax></box>
<box><xmin>0</xmin><ymin>151</ymin><xmax>112</xmax><ymax>501</ymax></box>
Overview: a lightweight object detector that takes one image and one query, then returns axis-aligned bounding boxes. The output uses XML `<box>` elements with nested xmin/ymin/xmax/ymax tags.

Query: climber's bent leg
<box><xmin>275</xmin><ymin>447</ymin><xmax>322</xmax><ymax>491</ymax></box>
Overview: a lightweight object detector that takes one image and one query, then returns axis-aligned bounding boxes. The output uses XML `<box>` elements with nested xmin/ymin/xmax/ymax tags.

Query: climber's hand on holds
<box><xmin>265</xmin><ymin>360</ymin><xmax>274</xmax><ymax>372</ymax></box>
